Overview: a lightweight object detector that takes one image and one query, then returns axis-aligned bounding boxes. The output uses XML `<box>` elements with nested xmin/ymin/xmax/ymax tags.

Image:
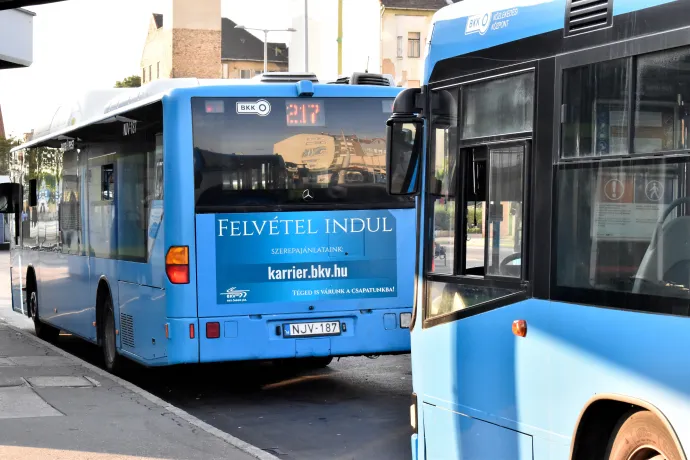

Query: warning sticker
<box><xmin>592</xmin><ymin>171</ymin><xmax>674</xmax><ymax>240</ymax></box>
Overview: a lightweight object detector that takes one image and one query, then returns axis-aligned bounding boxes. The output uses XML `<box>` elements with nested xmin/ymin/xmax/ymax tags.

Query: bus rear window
<box><xmin>191</xmin><ymin>97</ymin><xmax>412</xmax><ymax>210</ymax></box>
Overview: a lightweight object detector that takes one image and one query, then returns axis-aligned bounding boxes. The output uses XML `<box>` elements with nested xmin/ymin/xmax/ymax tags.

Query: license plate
<box><xmin>283</xmin><ymin>321</ymin><xmax>341</xmax><ymax>337</ymax></box>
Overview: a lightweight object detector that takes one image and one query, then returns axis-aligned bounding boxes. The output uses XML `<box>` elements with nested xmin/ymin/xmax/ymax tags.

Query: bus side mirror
<box><xmin>386</xmin><ymin>87</ymin><xmax>424</xmax><ymax>196</ymax></box>
<box><xmin>0</xmin><ymin>183</ymin><xmax>23</xmax><ymax>214</ymax></box>
<box><xmin>386</xmin><ymin>120</ymin><xmax>423</xmax><ymax>196</ymax></box>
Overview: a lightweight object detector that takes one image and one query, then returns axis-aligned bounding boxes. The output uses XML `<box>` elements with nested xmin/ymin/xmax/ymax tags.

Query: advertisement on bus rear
<box><xmin>211</xmin><ymin>209</ymin><xmax>398</xmax><ymax>304</ymax></box>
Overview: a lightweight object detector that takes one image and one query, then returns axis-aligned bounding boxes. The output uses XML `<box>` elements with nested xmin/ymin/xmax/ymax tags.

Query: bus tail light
<box><xmin>206</xmin><ymin>322</ymin><xmax>220</xmax><ymax>339</ymax></box>
<box><xmin>189</xmin><ymin>324</ymin><xmax>195</xmax><ymax>339</ymax></box>
<box><xmin>166</xmin><ymin>246</ymin><xmax>189</xmax><ymax>284</ymax></box>
<box><xmin>410</xmin><ymin>393</ymin><xmax>418</xmax><ymax>433</ymax></box>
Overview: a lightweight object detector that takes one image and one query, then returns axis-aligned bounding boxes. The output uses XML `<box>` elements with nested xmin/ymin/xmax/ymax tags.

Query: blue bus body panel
<box><xmin>413</xmin><ymin>300</ymin><xmax>690</xmax><ymax>459</ymax></box>
<box><xmin>425</xmin><ymin>0</ymin><xmax>677</xmax><ymax>82</ymax></box>
<box><xmin>198</xmin><ymin>307</ymin><xmax>411</xmax><ymax>363</ymax></box>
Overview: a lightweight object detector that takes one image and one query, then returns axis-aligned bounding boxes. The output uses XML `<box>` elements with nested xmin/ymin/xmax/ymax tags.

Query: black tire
<box><xmin>607</xmin><ymin>410</ymin><xmax>681</xmax><ymax>460</ymax></box>
<box><xmin>28</xmin><ymin>286</ymin><xmax>59</xmax><ymax>342</ymax></box>
<box><xmin>102</xmin><ymin>297</ymin><xmax>124</xmax><ymax>374</ymax></box>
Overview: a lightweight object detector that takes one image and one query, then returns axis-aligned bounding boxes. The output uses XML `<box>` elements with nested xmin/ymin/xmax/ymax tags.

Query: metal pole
<box><xmin>304</xmin><ymin>0</ymin><xmax>309</xmax><ymax>72</ymax></box>
<box><xmin>337</xmin><ymin>0</ymin><xmax>342</xmax><ymax>75</ymax></box>
<box><xmin>264</xmin><ymin>30</ymin><xmax>268</xmax><ymax>73</ymax></box>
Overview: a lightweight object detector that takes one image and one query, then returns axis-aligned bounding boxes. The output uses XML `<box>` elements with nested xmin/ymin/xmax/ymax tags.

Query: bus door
<box><xmin>9</xmin><ymin>201</ymin><xmax>25</xmax><ymax>315</ymax></box>
<box><xmin>0</xmin><ymin>181</ymin><xmax>28</xmax><ymax>315</ymax></box>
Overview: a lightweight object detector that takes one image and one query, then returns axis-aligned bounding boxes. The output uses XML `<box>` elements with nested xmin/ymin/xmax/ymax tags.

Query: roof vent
<box><xmin>329</xmin><ymin>72</ymin><xmax>394</xmax><ymax>86</ymax></box>
<box><xmin>565</xmin><ymin>0</ymin><xmax>612</xmax><ymax>36</ymax></box>
<box><xmin>259</xmin><ymin>72</ymin><xmax>319</xmax><ymax>83</ymax></box>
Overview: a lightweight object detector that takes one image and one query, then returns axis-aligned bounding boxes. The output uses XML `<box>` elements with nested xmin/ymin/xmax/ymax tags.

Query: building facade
<box><xmin>380</xmin><ymin>0</ymin><xmax>451</xmax><ymax>88</ymax></box>
<box><xmin>287</xmin><ymin>0</ymin><xmax>451</xmax><ymax>86</ymax></box>
<box><xmin>140</xmin><ymin>0</ymin><xmax>288</xmax><ymax>83</ymax></box>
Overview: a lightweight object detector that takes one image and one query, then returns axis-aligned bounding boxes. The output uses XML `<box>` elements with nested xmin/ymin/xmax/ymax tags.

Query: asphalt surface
<box><xmin>0</xmin><ymin>254</ymin><xmax>413</xmax><ymax>460</ymax></box>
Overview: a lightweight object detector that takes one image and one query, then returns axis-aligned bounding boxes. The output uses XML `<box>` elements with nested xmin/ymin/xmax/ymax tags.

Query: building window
<box><xmin>157</xmin><ymin>62</ymin><xmax>160</xmax><ymax>79</ymax></box>
<box><xmin>408</xmin><ymin>32</ymin><xmax>421</xmax><ymax>58</ymax></box>
<box><xmin>101</xmin><ymin>164</ymin><xmax>114</xmax><ymax>201</ymax></box>
<box><xmin>222</xmin><ymin>63</ymin><xmax>230</xmax><ymax>79</ymax></box>
<box><xmin>240</xmin><ymin>69</ymin><xmax>251</xmax><ymax>79</ymax></box>
<box><xmin>142</xmin><ymin>68</ymin><xmax>146</xmax><ymax>83</ymax></box>
<box><xmin>148</xmin><ymin>65</ymin><xmax>152</xmax><ymax>82</ymax></box>
<box><xmin>397</xmin><ymin>36</ymin><xmax>403</xmax><ymax>58</ymax></box>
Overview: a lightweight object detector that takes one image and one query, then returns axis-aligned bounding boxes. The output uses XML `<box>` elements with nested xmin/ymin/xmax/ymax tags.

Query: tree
<box><xmin>0</xmin><ymin>136</ymin><xmax>19</xmax><ymax>176</ymax></box>
<box><xmin>114</xmin><ymin>75</ymin><xmax>141</xmax><ymax>88</ymax></box>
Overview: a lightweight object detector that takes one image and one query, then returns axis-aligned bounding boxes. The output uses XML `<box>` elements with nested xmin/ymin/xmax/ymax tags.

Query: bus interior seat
<box><xmin>633</xmin><ymin>215</ymin><xmax>690</xmax><ymax>295</ymax></box>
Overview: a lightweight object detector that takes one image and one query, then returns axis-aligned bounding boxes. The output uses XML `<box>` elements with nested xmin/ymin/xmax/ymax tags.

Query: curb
<box><xmin>1</xmin><ymin>320</ymin><xmax>281</xmax><ymax>460</ymax></box>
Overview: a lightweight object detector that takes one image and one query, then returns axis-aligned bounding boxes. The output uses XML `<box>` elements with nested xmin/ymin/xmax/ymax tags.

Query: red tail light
<box><xmin>206</xmin><ymin>322</ymin><xmax>220</xmax><ymax>339</ymax></box>
<box><xmin>166</xmin><ymin>246</ymin><xmax>189</xmax><ymax>284</ymax></box>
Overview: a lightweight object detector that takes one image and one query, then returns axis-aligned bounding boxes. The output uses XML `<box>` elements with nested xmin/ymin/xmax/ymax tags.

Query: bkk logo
<box><xmin>220</xmin><ymin>287</ymin><xmax>250</xmax><ymax>303</ymax></box>
<box><xmin>465</xmin><ymin>11</ymin><xmax>492</xmax><ymax>35</ymax></box>
<box><xmin>465</xmin><ymin>8</ymin><xmax>519</xmax><ymax>35</ymax></box>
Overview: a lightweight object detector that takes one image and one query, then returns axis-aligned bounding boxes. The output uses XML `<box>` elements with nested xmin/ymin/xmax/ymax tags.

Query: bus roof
<box><xmin>426</xmin><ymin>0</ymin><xmax>565</xmax><ymax>82</ymax></box>
<box><xmin>12</xmin><ymin>73</ymin><xmax>400</xmax><ymax>153</ymax></box>
<box><xmin>425</xmin><ymin>0</ymin><xmax>673</xmax><ymax>83</ymax></box>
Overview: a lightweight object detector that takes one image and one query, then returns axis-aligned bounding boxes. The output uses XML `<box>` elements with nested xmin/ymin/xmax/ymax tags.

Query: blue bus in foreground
<box><xmin>4</xmin><ymin>72</ymin><xmax>415</xmax><ymax>372</ymax></box>
<box><xmin>386</xmin><ymin>0</ymin><xmax>690</xmax><ymax>459</ymax></box>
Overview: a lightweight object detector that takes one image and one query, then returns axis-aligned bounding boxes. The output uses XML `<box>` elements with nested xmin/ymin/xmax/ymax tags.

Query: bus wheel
<box><xmin>28</xmin><ymin>289</ymin><xmax>59</xmax><ymax>342</ymax></box>
<box><xmin>102</xmin><ymin>296</ymin><xmax>123</xmax><ymax>374</ymax></box>
<box><xmin>607</xmin><ymin>410</ymin><xmax>681</xmax><ymax>460</ymax></box>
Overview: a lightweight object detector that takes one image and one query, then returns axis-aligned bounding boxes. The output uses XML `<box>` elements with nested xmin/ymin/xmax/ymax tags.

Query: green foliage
<box><xmin>433</xmin><ymin>201</ymin><xmax>453</xmax><ymax>231</ymax></box>
<box><xmin>433</xmin><ymin>202</ymin><xmax>484</xmax><ymax>234</ymax></box>
<box><xmin>115</xmin><ymin>75</ymin><xmax>142</xmax><ymax>88</ymax></box>
<box><xmin>0</xmin><ymin>136</ymin><xmax>19</xmax><ymax>176</ymax></box>
<box><xmin>467</xmin><ymin>205</ymin><xmax>483</xmax><ymax>234</ymax></box>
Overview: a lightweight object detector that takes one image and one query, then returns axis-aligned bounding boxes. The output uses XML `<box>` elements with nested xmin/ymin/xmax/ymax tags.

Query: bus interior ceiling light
<box><xmin>166</xmin><ymin>246</ymin><xmax>189</xmax><ymax>284</ymax></box>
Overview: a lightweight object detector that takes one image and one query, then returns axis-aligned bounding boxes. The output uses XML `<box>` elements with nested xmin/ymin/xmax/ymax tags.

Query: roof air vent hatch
<box><xmin>565</xmin><ymin>0</ymin><xmax>612</xmax><ymax>36</ymax></box>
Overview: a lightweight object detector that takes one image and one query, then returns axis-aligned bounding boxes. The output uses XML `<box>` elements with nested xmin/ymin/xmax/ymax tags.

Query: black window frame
<box><xmin>551</xmin><ymin>27</ymin><xmax>690</xmax><ymax>317</ymax></box>
<box><xmin>423</xmin><ymin>65</ymin><xmax>536</xmax><ymax>328</ymax></box>
<box><xmin>408</xmin><ymin>32</ymin><xmax>421</xmax><ymax>58</ymax></box>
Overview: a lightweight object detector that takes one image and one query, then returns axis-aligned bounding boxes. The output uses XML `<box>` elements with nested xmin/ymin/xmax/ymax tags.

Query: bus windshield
<box><xmin>191</xmin><ymin>97</ymin><xmax>412</xmax><ymax>210</ymax></box>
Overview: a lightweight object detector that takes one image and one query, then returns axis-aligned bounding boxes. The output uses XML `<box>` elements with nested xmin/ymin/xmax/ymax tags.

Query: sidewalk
<box><xmin>0</xmin><ymin>319</ymin><xmax>272</xmax><ymax>460</ymax></box>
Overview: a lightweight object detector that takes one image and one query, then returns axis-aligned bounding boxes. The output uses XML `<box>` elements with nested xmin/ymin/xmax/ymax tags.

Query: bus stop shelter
<box><xmin>0</xmin><ymin>0</ymin><xmax>64</xmax><ymax>247</ymax></box>
<box><xmin>0</xmin><ymin>0</ymin><xmax>64</xmax><ymax>69</ymax></box>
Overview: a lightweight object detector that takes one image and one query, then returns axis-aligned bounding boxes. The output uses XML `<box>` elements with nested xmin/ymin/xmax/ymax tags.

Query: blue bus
<box><xmin>4</xmin><ymin>72</ymin><xmax>415</xmax><ymax>373</ymax></box>
<box><xmin>385</xmin><ymin>0</ymin><xmax>690</xmax><ymax>459</ymax></box>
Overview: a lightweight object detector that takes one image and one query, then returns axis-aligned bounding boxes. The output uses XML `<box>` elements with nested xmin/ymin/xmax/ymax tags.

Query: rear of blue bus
<box><xmin>166</xmin><ymin>86</ymin><xmax>415</xmax><ymax>364</ymax></box>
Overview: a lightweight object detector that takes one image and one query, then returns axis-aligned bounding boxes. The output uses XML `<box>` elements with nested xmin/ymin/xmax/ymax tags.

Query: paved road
<box><xmin>0</xmin><ymin>253</ymin><xmax>413</xmax><ymax>460</ymax></box>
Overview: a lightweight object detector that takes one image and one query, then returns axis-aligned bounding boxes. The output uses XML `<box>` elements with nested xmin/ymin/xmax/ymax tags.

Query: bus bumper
<box><xmin>193</xmin><ymin>307</ymin><xmax>411</xmax><ymax>363</ymax></box>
